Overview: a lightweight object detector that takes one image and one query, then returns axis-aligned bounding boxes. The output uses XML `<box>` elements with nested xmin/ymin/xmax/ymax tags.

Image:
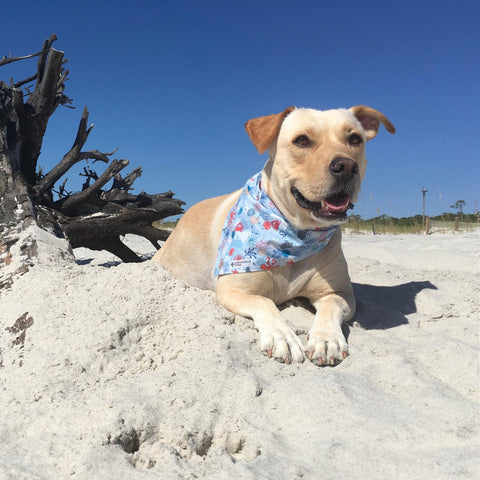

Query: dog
<box><xmin>154</xmin><ymin>106</ymin><xmax>395</xmax><ymax>366</ymax></box>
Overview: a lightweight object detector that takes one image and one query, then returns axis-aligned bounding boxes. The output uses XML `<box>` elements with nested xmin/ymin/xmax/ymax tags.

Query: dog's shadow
<box><xmin>351</xmin><ymin>280</ymin><xmax>437</xmax><ymax>329</ymax></box>
<box><xmin>281</xmin><ymin>280</ymin><xmax>437</xmax><ymax>335</ymax></box>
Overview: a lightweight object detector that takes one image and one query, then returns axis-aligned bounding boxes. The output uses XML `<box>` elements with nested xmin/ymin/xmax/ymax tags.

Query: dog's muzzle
<box><xmin>291</xmin><ymin>157</ymin><xmax>358</xmax><ymax>220</ymax></box>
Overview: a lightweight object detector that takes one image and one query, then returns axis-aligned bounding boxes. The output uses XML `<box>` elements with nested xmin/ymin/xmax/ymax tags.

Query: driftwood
<box><xmin>0</xmin><ymin>34</ymin><xmax>183</xmax><ymax>280</ymax></box>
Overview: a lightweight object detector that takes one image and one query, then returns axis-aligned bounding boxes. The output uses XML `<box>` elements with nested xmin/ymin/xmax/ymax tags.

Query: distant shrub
<box><xmin>153</xmin><ymin>219</ymin><xmax>180</xmax><ymax>230</ymax></box>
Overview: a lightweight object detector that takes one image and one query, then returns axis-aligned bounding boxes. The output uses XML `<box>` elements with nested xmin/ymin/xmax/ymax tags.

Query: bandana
<box><xmin>214</xmin><ymin>172</ymin><xmax>338</xmax><ymax>276</ymax></box>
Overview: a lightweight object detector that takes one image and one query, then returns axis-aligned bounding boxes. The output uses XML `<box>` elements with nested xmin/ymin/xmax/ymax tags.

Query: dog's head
<box><xmin>245</xmin><ymin>106</ymin><xmax>395</xmax><ymax>229</ymax></box>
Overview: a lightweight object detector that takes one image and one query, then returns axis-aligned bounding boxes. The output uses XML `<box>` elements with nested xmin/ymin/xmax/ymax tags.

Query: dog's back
<box><xmin>153</xmin><ymin>190</ymin><xmax>240</xmax><ymax>290</ymax></box>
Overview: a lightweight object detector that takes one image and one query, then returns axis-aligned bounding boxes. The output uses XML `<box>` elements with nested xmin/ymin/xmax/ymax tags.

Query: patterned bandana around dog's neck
<box><xmin>214</xmin><ymin>172</ymin><xmax>338</xmax><ymax>276</ymax></box>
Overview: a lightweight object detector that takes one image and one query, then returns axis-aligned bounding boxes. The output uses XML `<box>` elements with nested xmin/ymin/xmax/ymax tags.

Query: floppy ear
<box><xmin>350</xmin><ymin>105</ymin><xmax>396</xmax><ymax>141</ymax></box>
<box><xmin>245</xmin><ymin>106</ymin><xmax>296</xmax><ymax>154</ymax></box>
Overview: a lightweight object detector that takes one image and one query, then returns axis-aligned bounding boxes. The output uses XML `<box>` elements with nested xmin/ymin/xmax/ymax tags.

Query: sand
<box><xmin>1</xmin><ymin>230</ymin><xmax>478</xmax><ymax>479</ymax></box>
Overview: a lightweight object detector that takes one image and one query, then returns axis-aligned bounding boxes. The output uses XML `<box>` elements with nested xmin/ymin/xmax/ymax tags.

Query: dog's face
<box><xmin>245</xmin><ymin>106</ymin><xmax>395</xmax><ymax>230</ymax></box>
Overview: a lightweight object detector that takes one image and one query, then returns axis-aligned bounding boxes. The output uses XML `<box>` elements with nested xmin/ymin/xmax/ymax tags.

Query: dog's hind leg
<box><xmin>216</xmin><ymin>283</ymin><xmax>305</xmax><ymax>364</ymax></box>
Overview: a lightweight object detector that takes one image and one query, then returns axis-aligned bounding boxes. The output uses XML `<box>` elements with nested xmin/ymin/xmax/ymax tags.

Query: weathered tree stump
<box><xmin>0</xmin><ymin>34</ymin><xmax>183</xmax><ymax>287</ymax></box>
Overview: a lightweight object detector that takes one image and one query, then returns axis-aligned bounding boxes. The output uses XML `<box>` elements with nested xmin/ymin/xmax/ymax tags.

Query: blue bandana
<box><xmin>214</xmin><ymin>172</ymin><xmax>338</xmax><ymax>276</ymax></box>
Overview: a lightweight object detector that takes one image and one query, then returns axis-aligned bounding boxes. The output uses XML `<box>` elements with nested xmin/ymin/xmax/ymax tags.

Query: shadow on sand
<box><xmin>74</xmin><ymin>253</ymin><xmax>154</xmax><ymax>268</ymax></box>
<box><xmin>351</xmin><ymin>280</ymin><xmax>437</xmax><ymax>330</ymax></box>
<box><xmin>283</xmin><ymin>280</ymin><xmax>437</xmax><ymax>338</ymax></box>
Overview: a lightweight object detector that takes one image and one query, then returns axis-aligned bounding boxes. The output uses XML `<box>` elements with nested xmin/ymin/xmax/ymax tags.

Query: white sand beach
<box><xmin>1</xmin><ymin>231</ymin><xmax>478</xmax><ymax>479</ymax></box>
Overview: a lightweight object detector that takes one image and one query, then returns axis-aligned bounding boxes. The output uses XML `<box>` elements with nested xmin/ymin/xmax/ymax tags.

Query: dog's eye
<box><xmin>293</xmin><ymin>135</ymin><xmax>312</xmax><ymax>147</ymax></box>
<box><xmin>348</xmin><ymin>134</ymin><xmax>363</xmax><ymax>146</ymax></box>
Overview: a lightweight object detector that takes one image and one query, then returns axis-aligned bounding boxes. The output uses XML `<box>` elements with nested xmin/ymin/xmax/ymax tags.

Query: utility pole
<box><xmin>421</xmin><ymin>187</ymin><xmax>428</xmax><ymax>226</ymax></box>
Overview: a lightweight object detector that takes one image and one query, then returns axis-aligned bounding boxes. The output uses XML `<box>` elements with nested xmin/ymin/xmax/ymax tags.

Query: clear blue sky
<box><xmin>2</xmin><ymin>0</ymin><xmax>479</xmax><ymax>219</ymax></box>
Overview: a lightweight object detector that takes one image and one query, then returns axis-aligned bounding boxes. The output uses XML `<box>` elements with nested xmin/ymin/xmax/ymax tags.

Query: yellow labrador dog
<box><xmin>154</xmin><ymin>106</ymin><xmax>395</xmax><ymax>366</ymax></box>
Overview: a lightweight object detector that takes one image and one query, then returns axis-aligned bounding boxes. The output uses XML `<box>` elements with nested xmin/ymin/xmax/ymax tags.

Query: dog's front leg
<box><xmin>216</xmin><ymin>278</ymin><xmax>305</xmax><ymax>364</ymax></box>
<box><xmin>307</xmin><ymin>292</ymin><xmax>355</xmax><ymax>366</ymax></box>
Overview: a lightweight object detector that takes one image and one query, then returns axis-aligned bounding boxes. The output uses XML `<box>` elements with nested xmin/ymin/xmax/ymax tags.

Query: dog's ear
<box><xmin>245</xmin><ymin>106</ymin><xmax>295</xmax><ymax>154</ymax></box>
<box><xmin>350</xmin><ymin>105</ymin><xmax>396</xmax><ymax>141</ymax></box>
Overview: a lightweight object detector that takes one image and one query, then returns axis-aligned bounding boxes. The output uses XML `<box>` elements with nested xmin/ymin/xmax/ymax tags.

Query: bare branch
<box><xmin>108</xmin><ymin>167</ymin><xmax>142</xmax><ymax>193</ymax></box>
<box><xmin>61</xmin><ymin>200</ymin><xmax>184</xmax><ymax>261</ymax></box>
<box><xmin>57</xmin><ymin>69</ymin><xmax>69</xmax><ymax>88</ymax></box>
<box><xmin>14</xmin><ymin>75</ymin><xmax>37</xmax><ymax>89</ymax></box>
<box><xmin>79</xmin><ymin>166</ymin><xmax>98</xmax><ymax>190</ymax></box>
<box><xmin>53</xmin><ymin>178</ymin><xmax>71</xmax><ymax>198</ymax></box>
<box><xmin>87</xmin><ymin>159</ymin><xmax>129</xmax><ymax>195</ymax></box>
<box><xmin>121</xmin><ymin>167</ymin><xmax>142</xmax><ymax>188</ymax></box>
<box><xmin>79</xmin><ymin>147</ymin><xmax>118</xmax><ymax>163</ymax></box>
<box><xmin>33</xmin><ymin>106</ymin><xmax>91</xmax><ymax>197</ymax></box>
<box><xmin>71</xmin><ymin>108</ymin><xmax>92</xmax><ymax>148</ymax></box>
<box><xmin>58</xmin><ymin>159</ymin><xmax>129</xmax><ymax>214</ymax></box>
<box><xmin>0</xmin><ymin>51</ymin><xmax>44</xmax><ymax>68</ymax></box>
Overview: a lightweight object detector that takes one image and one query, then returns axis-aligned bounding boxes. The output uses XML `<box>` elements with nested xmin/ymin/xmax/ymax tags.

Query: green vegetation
<box><xmin>343</xmin><ymin>213</ymin><xmax>480</xmax><ymax>235</ymax></box>
<box><xmin>153</xmin><ymin>219</ymin><xmax>180</xmax><ymax>230</ymax></box>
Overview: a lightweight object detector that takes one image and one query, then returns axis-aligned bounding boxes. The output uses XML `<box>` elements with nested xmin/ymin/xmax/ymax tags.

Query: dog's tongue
<box><xmin>324</xmin><ymin>194</ymin><xmax>350</xmax><ymax>213</ymax></box>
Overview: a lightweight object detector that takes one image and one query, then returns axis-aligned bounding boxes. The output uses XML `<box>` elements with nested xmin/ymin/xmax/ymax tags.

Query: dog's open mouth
<box><xmin>291</xmin><ymin>186</ymin><xmax>354</xmax><ymax>220</ymax></box>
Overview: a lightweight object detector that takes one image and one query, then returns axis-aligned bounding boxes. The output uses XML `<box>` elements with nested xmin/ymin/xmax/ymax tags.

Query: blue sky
<box><xmin>1</xmin><ymin>0</ymin><xmax>479</xmax><ymax>219</ymax></box>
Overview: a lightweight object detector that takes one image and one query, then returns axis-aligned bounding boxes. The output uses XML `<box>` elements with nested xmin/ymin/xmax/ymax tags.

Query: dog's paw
<box><xmin>306</xmin><ymin>326</ymin><xmax>348</xmax><ymax>366</ymax></box>
<box><xmin>257</xmin><ymin>322</ymin><xmax>305</xmax><ymax>365</ymax></box>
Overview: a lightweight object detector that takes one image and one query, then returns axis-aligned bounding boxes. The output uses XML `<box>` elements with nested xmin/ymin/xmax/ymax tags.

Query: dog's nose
<box><xmin>329</xmin><ymin>158</ymin><xmax>359</xmax><ymax>179</ymax></box>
